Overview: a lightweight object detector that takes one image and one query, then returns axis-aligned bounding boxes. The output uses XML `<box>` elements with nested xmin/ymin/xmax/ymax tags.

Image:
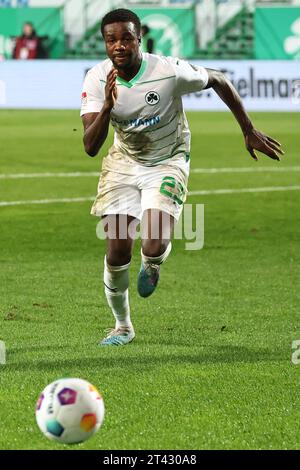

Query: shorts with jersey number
<box><xmin>91</xmin><ymin>149</ymin><xmax>189</xmax><ymax>221</ymax></box>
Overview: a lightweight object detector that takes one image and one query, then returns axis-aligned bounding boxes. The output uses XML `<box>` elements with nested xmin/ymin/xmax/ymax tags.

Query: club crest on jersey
<box><xmin>145</xmin><ymin>91</ymin><xmax>160</xmax><ymax>106</ymax></box>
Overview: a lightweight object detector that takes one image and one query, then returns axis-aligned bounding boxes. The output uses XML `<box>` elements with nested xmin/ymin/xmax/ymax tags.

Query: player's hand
<box><xmin>104</xmin><ymin>69</ymin><xmax>118</xmax><ymax>110</ymax></box>
<box><xmin>244</xmin><ymin>128</ymin><xmax>284</xmax><ymax>161</ymax></box>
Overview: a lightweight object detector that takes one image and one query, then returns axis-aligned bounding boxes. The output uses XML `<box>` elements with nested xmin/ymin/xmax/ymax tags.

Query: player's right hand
<box><xmin>245</xmin><ymin>128</ymin><xmax>284</xmax><ymax>161</ymax></box>
<box><xmin>104</xmin><ymin>69</ymin><xmax>118</xmax><ymax>110</ymax></box>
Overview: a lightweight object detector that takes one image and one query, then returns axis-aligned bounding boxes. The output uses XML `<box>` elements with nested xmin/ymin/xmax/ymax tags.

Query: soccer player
<box><xmin>81</xmin><ymin>9</ymin><xmax>283</xmax><ymax>346</ymax></box>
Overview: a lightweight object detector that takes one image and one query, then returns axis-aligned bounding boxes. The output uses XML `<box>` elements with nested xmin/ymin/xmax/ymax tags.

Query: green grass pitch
<box><xmin>0</xmin><ymin>110</ymin><xmax>299</xmax><ymax>450</ymax></box>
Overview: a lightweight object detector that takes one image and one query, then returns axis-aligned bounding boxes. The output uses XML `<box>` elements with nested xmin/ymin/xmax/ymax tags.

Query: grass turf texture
<box><xmin>0</xmin><ymin>110</ymin><xmax>299</xmax><ymax>450</ymax></box>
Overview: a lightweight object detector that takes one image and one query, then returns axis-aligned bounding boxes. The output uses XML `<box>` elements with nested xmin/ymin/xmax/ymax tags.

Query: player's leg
<box><xmin>90</xmin><ymin>150</ymin><xmax>141</xmax><ymax>345</ymax></box>
<box><xmin>137</xmin><ymin>154</ymin><xmax>189</xmax><ymax>298</ymax></box>
<box><xmin>138</xmin><ymin>209</ymin><xmax>174</xmax><ymax>298</ymax></box>
<box><xmin>101</xmin><ymin>214</ymin><xmax>139</xmax><ymax>346</ymax></box>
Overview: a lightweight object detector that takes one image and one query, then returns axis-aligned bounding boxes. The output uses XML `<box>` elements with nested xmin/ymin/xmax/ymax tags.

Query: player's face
<box><xmin>103</xmin><ymin>22</ymin><xmax>141</xmax><ymax>71</ymax></box>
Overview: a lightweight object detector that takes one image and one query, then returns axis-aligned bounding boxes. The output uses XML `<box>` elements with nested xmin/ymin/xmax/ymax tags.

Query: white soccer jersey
<box><xmin>80</xmin><ymin>52</ymin><xmax>208</xmax><ymax>166</ymax></box>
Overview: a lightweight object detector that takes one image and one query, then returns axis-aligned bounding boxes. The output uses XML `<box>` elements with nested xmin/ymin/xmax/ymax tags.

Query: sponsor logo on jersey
<box><xmin>145</xmin><ymin>91</ymin><xmax>160</xmax><ymax>106</ymax></box>
<box><xmin>111</xmin><ymin>115</ymin><xmax>160</xmax><ymax>128</ymax></box>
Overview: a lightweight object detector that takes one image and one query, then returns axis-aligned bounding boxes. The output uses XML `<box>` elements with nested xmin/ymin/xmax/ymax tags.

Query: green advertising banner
<box><xmin>255</xmin><ymin>7</ymin><xmax>300</xmax><ymax>59</ymax></box>
<box><xmin>0</xmin><ymin>8</ymin><xmax>64</xmax><ymax>59</ymax></box>
<box><xmin>133</xmin><ymin>7</ymin><xmax>195</xmax><ymax>58</ymax></box>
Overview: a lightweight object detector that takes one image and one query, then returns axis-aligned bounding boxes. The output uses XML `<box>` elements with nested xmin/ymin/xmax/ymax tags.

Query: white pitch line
<box><xmin>188</xmin><ymin>185</ymin><xmax>300</xmax><ymax>196</ymax></box>
<box><xmin>191</xmin><ymin>166</ymin><xmax>300</xmax><ymax>174</ymax></box>
<box><xmin>0</xmin><ymin>197</ymin><xmax>94</xmax><ymax>207</ymax></box>
<box><xmin>0</xmin><ymin>166</ymin><xmax>300</xmax><ymax>180</ymax></box>
<box><xmin>0</xmin><ymin>171</ymin><xmax>99</xmax><ymax>180</ymax></box>
<box><xmin>1</xmin><ymin>186</ymin><xmax>300</xmax><ymax>207</ymax></box>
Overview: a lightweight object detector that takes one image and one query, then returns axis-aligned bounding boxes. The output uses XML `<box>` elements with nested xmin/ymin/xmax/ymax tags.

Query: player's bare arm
<box><xmin>82</xmin><ymin>68</ymin><xmax>118</xmax><ymax>157</ymax></box>
<box><xmin>205</xmin><ymin>68</ymin><xmax>284</xmax><ymax>161</ymax></box>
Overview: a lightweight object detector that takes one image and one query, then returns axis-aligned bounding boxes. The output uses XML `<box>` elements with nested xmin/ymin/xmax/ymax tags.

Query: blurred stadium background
<box><xmin>0</xmin><ymin>0</ymin><xmax>300</xmax><ymax>110</ymax></box>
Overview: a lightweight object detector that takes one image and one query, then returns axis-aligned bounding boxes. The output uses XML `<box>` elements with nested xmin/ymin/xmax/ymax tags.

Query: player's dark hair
<box><xmin>101</xmin><ymin>9</ymin><xmax>141</xmax><ymax>37</ymax></box>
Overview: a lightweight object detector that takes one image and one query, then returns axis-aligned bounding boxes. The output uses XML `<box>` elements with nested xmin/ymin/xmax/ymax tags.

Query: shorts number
<box><xmin>160</xmin><ymin>176</ymin><xmax>185</xmax><ymax>205</ymax></box>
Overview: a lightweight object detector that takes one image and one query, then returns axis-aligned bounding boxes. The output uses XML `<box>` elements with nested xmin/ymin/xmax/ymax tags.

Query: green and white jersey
<box><xmin>81</xmin><ymin>53</ymin><xmax>208</xmax><ymax>166</ymax></box>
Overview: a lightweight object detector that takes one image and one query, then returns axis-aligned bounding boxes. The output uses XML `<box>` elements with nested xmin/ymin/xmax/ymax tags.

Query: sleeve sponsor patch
<box><xmin>81</xmin><ymin>91</ymin><xmax>87</xmax><ymax>104</ymax></box>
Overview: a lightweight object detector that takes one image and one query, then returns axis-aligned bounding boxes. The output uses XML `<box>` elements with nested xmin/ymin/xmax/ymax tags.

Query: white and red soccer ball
<box><xmin>36</xmin><ymin>378</ymin><xmax>105</xmax><ymax>444</ymax></box>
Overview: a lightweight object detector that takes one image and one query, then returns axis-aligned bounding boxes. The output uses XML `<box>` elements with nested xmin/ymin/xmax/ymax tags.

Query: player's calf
<box><xmin>137</xmin><ymin>242</ymin><xmax>172</xmax><ymax>298</ymax></box>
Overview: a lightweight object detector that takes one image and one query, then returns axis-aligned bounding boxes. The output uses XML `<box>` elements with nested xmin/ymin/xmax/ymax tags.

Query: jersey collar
<box><xmin>116</xmin><ymin>58</ymin><xmax>147</xmax><ymax>88</ymax></box>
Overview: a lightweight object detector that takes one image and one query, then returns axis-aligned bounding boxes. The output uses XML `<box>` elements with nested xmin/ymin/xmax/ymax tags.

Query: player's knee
<box><xmin>142</xmin><ymin>239</ymin><xmax>169</xmax><ymax>258</ymax></box>
<box><xmin>106</xmin><ymin>249</ymin><xmax>131</xmax><ymax>267</ymax></box>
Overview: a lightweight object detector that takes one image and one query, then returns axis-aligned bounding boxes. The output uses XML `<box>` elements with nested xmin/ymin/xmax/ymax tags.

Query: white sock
<box><xmin>103</xmin><ymin>256</ymin><xmax>132</xmax><ymax>329</ymax></box>
<box><xmin>141</xmin><ymin>242</ymin><xmax>172</xmax><ymax>267</ymax></box>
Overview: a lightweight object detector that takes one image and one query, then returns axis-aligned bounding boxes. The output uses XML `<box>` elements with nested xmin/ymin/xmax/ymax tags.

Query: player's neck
<box><xmin>116</xmin><ymin>55</ymin><xmax>143</xmax><ymax>82</ymax></box>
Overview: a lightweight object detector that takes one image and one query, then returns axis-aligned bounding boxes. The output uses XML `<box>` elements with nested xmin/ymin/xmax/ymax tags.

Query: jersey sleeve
<box><xmin>168</xmin><ymin>57</ymin><xmax>209</xmax><ymax>96</ymax></box>
<box><xmin>80</xmin><ymin>68</ymin><xmax>104</xmax><ymax>116</ymax></box>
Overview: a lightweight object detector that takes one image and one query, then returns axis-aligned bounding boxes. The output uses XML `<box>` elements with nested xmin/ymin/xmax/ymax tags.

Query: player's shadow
<box><xmin>3</xmin><ymin>344</ymin><xmax>285</xmax><ymax>372</ymax></box>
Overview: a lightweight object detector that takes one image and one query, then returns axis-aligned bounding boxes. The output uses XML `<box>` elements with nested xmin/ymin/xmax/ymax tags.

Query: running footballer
<box><xmin>81</xmin><ymin>9</ymin><xmax>284</xmax><ymax>346</ymax></box>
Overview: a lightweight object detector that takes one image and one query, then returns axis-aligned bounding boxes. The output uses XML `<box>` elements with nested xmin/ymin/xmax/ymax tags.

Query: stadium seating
<box><xmin>65</xmin><ymin>22</ymin><xmax>107</xmax><ymax>59</ymax></box>
<box><xmin>196</xmin><ymin>7</ymin><xmax>254</xmax><ymax>59</ymax></box>
<box><xmin>65</xmin><ymin>6</ymin><xmax>254</xmax><ymax>60</ymax></box>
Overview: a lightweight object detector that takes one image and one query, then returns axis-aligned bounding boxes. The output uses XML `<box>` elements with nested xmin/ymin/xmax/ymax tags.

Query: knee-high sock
<box><xmin>141</xmin><ymin>242</ymin><xmax>172</xmax><ymax>267</ymax></box>
<box><xmin>103</xmin><ymin>256</ymin><xmax>131</xmax><ymax>329</ymax></box>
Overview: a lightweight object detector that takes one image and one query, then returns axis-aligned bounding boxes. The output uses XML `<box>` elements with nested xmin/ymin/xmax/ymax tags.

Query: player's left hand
<box><xmin>244</xmin><ymin>128</ymin><xmax>284</xmax><ymax>161</ymax></box>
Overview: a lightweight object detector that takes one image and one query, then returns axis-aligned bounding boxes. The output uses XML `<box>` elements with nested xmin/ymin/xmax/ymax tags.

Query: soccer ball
<box><xmin>35</xmin><ymin>378</ymin><xmax>105</xmax><ymax>444</ymax></box>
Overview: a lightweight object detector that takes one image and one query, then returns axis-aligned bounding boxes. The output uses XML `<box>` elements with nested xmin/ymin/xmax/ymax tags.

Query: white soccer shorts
<box><xmin>91</xmin><ymin>149</ymin><xmax>190</xmax><ymax>221</ymax></box>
